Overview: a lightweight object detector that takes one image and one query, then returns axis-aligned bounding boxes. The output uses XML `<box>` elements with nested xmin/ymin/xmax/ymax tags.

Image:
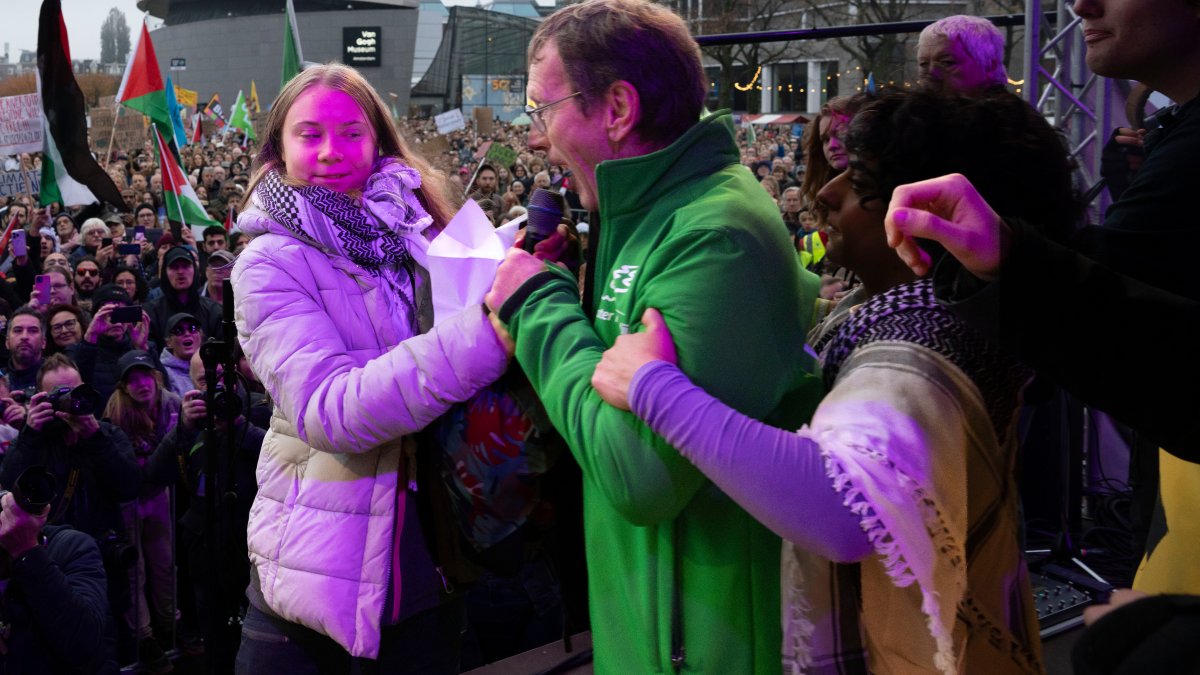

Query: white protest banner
<box><xmin>435</xmin><ymin>108</ymin><xmax>466</xmax><ymax>135</ymax></box>
<box><xmin>0</xmin><ymin>170</ymin><xmax>42</xmax><ymax>199</ymax></box>
<box><xmin>0</xmin><ymin>94</ymin><xmax>43</xmax><ymax>155</ymax></box>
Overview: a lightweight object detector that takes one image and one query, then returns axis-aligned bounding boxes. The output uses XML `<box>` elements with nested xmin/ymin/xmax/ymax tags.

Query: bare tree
<box><xmin>804</xmin><ymin>0</ymin><xmax>920</xmax><ymax>85</ymax></box>
<box><xmin>685</xmin><ymin>0</ymin><xmax>815</xmax><ymax>113</ymax></box>
<box><xmin>99</xmin><ymin>8</ymin><xmax>131</xmax><ymax>66</ymax></box>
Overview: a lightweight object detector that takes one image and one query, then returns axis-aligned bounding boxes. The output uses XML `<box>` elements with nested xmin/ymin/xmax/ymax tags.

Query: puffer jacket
<box><xmin>232</xmin><ymin>204</ymin><xmax>508</xmax><ymax>658</ymax></box>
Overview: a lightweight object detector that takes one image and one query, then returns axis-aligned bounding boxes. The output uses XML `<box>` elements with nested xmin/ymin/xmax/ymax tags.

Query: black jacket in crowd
<box><xmin>66</xmin><ymin>335</ymin><xmax>165</xmax><ymax>411</ymax></box>
<box><xmin>0</xmin><ymin>422</ymin><xmax>140</xmax><ymax>540</ymax></box>
<box><xmin>933</xmin><ymin>94</ymin><xmax>1200</xmax><ymax>462</ymax></box>
<box><xmin>0</xmin><ymin>525</ymin><xmax>118</xmax><ymax>674</ymax></box>
<box><xmin>144</xmin><ymin>252</ymin><xmax>222</xmax><ymax>349</ymax></box>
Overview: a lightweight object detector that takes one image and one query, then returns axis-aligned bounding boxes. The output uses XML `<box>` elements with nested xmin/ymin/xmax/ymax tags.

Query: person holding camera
<box><xmin>66</xmin><ymin>284</ymin><xmax>157</xmax><ymax>409</ymax></box>
<box><xmin>0</xmin><ymin>488</ymin><xmax>118</xmax><ymax>674</ymax></box>
<box><xmin>0</xmin><ymin>353</ymin><xmax>142</xmax><ymax>651</ymax></box>
<box><xmin>145</xmin><ymin>348</ymin><xmax>264</xmax><ymax>672</ymax></box>
<box><xmin>0</xmin><ymin>377</ymin><xmax>26</xmax><ymax>461</ymax></box>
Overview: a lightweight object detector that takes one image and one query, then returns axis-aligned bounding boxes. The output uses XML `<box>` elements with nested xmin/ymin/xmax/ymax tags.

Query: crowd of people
<box><xmin>0</xmin><ymin>0</ymin><xmax>1195</xmax><ymax>673</ymax></box>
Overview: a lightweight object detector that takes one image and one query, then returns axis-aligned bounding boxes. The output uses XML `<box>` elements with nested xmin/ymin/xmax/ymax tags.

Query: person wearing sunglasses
<box><xmin>72</xmin><ymin>258</ymin><xmax>103</xmax><ymax>313</ymax></box>
<box><xmin>160</xmin><ymin>313</ymin><xmax>203</xmax><ymax>399</ymax></box>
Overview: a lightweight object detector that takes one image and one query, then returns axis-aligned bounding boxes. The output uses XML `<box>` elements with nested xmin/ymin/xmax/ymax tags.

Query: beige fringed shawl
<box><xmin>782</xmin><ymin>341</ymin><xmax>1044</xmax><ymax>675</ymax></box>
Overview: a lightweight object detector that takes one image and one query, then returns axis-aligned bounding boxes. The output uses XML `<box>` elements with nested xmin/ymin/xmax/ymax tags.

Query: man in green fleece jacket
<box><xmin>485</xmin><ymin>0</ymin><xmax>823</xmax><ymax>671</ymax></box>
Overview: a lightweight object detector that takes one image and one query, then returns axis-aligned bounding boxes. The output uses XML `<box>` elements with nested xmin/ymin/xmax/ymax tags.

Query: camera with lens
<box><xmin>46</xmin><ymin>384</ymin><xmax>102</xmax><ymax>417</ymax></box>
<box><xmin>210</xmin><ymin>382</ymin><xmax>244</xmax><ymax>419</ymax></box>
<box><xmin>98</xmin><ymin>530</ymin><xmax>136</xmax><ymax>571</ymax></box>
<box><xmin>0</xmin><ymin>466</ymin><xmax>58</xmax><ymax>515</ymax></box>
<box><xmin>8</xmin><ymin>386</ymin><xmax>37</xmax><ymax>406</ymax></box>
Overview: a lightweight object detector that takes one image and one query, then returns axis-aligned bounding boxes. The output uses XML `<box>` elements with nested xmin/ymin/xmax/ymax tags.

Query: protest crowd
<box><xmin>1</xmin><ymin>0</ymin><xmax>1198</xmax><ymax>674</ymax></box>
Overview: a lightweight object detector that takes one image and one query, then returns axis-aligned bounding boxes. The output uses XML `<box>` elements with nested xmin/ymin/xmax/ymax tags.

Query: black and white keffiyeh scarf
<box><xmin>251</xmin><ymin>158</ymin><xmax>434</xmax><ymax>330</ymax></box>
<box><xmin>252</xmin><ymin>157</ymin><xmax>433</xmax><ymax>272</ymax></box>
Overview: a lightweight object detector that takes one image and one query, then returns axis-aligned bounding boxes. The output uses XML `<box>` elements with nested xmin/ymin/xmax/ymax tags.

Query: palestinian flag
<box><xmin>153</xmin><ymin>125</ymin><xmax>220</xmax><ymax>231</ymax></box>
<box><xmin>225</xmin><ymin>204</ymin><xmax>236</xmax><ymax>232</ymax></box>
<box><xmin>190</xmin><ymin>112</ymin><xmax>204</xmax><ymax>145</ymax></box>
<box><xmin>0</xmin><ymin>212</ymin><xmax>21</xmax><ymax>258</ymax></box>
<box><xmin>36</xmin><ymin>0</ymin><xmax>124</xmax><ymax>208</ymax></box>
<box><xmin>116</xmin><ymin>22</ymin><xmax>170</xmax><ymax>135</ymax></box>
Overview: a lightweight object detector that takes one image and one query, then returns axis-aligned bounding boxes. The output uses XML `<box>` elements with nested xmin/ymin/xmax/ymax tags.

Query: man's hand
<box><xmin>485</xmin><ymin>248</ymin><xmax>550</xmax><ymax>314</ymax></box>
<box><xmin>84</xmin><ymin>304</ymin><xmax>114</xmax><ymax>345</ymax></box>
<box><xmin>884</xmin><ymin>173</ymin><xmax>1009</xmax><ymax>281</ymax></box>
<box><xmin>1082</xmin><ymin>588</ymin><xmax>1150</xmax><ymax>626</ymax></box>
<box><xmin>0</xmin><ymin>491</ymin><xmax>48</xmax><ymax>559</ymax></box>
<box><xmin>487</xmin><ymin>311</ymin><xmax>515</xmax><ymax>360</ymax></box>
<box><xmin>818</xmin><ymin>274</ymin><xmax>848</xmax><ymax>300</ymax></box>
<box><xmin>95</xmin><ymin>243</ymin><xmax>114</xmax><ymax>268</ymax></box>
<box><xmin>57</xmin><ymin>413</ymin><xmax>100</xmax><ymax>439</ymax></box>
<box><xmin>592</xmin><ymin>308</ymin><xmax>678</xmax><ymax>411</ymax></box>
<box><xmin>24</xmin><ymin>393</ymin><xmax>55</xmax><ymax>432</ymax></box>
<box><xmin>1</xmin><ymin>399</ymin><xmax>26</xmax><ymax>430</ymax></box>
<box><xmin>130</xmin><ymin>310</ymin><xmax>152</xmax><ymax>351</ymax></box>
<box><xmin>1112</xmin><ymin>127</ymin><xmax>1146</xmax><ymax>149</ymax></box>
<box><xmin>514</xmin><ymin>223</ymin><xmax>576</xmax><ymax>268</ymax></box>
<box><xmin>181</xmin><ymin>390</ymin><xmax>207</xmax><ymax>432</ymax></box>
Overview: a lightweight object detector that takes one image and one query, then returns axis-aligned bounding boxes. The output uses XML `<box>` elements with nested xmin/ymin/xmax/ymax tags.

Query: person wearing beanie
<box><xmin>144</xmin><ymin>246</ymin><xmax>221</xmax><ymax>350</ymax></box>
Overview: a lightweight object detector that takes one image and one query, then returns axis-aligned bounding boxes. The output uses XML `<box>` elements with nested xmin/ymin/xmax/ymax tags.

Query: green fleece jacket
<box><xmin>499</xmin><ymin>111</ymin><xmax>823</xmax><ymax>673</ymax></box>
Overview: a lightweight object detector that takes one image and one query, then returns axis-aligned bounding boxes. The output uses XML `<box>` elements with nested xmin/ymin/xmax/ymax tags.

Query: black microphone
<box><xmin>523</xmin><ymin>188</ymin><xmax>563</xmax><ymax>253</ymax></box>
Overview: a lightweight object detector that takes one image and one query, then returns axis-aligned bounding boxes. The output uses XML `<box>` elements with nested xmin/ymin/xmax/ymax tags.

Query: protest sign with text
<box><xmin>0</xmin><ymin>94</ymin><xmax>43</xmax><ymax>155</ymax></box>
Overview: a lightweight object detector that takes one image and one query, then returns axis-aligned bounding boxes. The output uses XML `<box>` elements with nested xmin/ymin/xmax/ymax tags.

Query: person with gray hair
<box><xmin>917</xmin><ymin>15</ymin><xmax>1008</xmax><ymax>93</ymax></box>
<box><xmin>71</xmin><ymin>218</ymin><xmax>112</xmax><ymax>265</ymax></box>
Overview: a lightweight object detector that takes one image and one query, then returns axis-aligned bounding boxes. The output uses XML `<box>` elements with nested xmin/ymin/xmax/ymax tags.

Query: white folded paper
<box><xmin>426</xmin><ymin>198</ymin><xmax>523</xmax><ymax>325</ymax></box>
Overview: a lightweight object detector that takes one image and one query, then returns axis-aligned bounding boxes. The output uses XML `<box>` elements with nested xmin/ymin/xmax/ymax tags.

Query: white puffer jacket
<box><xmin>232</xmin><ymin>205</ymin><xmax>507</xmax><ymax>658</ymax></box>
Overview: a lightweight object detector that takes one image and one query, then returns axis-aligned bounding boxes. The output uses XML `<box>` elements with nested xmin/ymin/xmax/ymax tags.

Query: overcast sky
<box><xmin>0</xmin><ymin>0</ymin><xmax>156</xmax><ymax>63</ymax></box>
<box><xmin>1</xmin><ymin>0</ymin><xmax>537</xmax><ymax>63</ymax></box>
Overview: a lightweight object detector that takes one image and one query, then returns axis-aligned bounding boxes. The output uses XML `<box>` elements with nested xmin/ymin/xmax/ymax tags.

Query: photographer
<box><xmin>145</xmin><ymin>349</ymin><xmax>263</xmax><ymax>668</ymax></box>
<box><xmin>0</xmin><ymin>490</ymin><xmax>117</xmax><ymax>674</ymax></box>
<box><xmin>0</xmin><ymin>378</ymin><xmax>26</xmax><ymax>461</ymax></box>
<box><xmin>0</xmin><ymin>353</ymin><xmax>140</xmax><ymax>538</ymax></box>
<box><xmin>66</xmin><ymin>285</ymin><xmax>156</xmax><ymax>409</ymax></box>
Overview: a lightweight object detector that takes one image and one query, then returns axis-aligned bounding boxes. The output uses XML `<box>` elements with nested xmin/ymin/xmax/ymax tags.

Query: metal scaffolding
<box><xmin>1023</xmin><ymin>0</ymin><xmax>1126</xmax><ymax>222</ymax></box>
<box><xmin>690</xmin><ymin>2</ymin><xmax>1131</xmax><ymax>220</ymax></box>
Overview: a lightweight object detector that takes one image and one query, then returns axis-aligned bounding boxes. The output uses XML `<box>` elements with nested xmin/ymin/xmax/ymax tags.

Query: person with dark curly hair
<box><xmin>592</xmin><ymin>89</ymin><xmax>1078</xmax><ymax>674</ymax></box>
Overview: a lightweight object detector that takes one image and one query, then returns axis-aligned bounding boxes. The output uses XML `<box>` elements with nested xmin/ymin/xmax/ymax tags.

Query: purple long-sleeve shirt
<box><xmin>629</xmin><ymin>360</ymin><xmax>872</xmax><ymax>562</ymax></box>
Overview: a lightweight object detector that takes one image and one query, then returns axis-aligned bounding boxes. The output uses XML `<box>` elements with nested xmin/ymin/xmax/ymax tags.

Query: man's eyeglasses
<box><xmin>50</xmin><ymin>318</ymin><xmax>78</xmax><ymax>334</ymax></box>
<box><xmin>525</xmin><ymin>92</ymin><xmax>582</xmax><ymax>134</ymax></box>
<box><xmin>170</xmin><ymin>324</ymin><xmax>201</xmax><ymax>337</ymax></box>
<box><xmin>76</xmin><ymin>269</ymin><xmax>100</xmax><ymax>277</ymax></box>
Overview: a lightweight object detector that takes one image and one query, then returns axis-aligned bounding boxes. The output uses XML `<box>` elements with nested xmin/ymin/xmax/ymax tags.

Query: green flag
<box><xmin>282</xmin><ymin>0</ymin><xmax>304</xmax><ymax>89</ymax></box>
<box><xmin>229</xmin><ymin>89</ymin><xmax>257</xmax><ymax>140</ymax></box>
